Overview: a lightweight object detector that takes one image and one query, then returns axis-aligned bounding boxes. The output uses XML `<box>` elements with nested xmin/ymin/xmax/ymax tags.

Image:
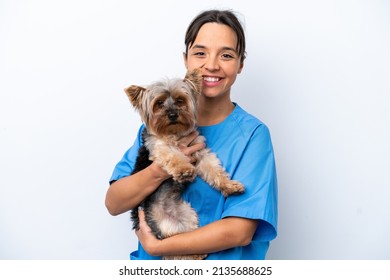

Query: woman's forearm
<box><xmin>141</xmin><ymin>216</ymin><xmax>258</xmax><ymax>257</ymax></box>
<box><xmin>106</xmin><ymin>131</ymin><xmax>205</xmax><ymax>216</ymax></box>
<box><xmin>105</xmin><ymin>162</ymin><xmax>170</xmax><ymax>216</ymax></box>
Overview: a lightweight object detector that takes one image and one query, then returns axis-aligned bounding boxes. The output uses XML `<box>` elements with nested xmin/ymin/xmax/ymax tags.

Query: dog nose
<box><xmin>168</xmin><ymin>111</ymin><xmax>178</xmax><ymax>121</ymax></box>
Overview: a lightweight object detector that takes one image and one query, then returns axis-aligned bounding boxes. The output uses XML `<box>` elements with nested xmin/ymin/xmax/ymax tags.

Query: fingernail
<box><xmin>138</xmin><ymin>206</ymin><xmax>144</xmax><ymax>211</ymax></box>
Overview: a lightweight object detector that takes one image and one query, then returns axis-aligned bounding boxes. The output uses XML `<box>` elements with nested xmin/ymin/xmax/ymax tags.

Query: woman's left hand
<box><xmin>135</xmin><ymin>209</ymin><xmax>161</xmax><ymax>256</ymax></box>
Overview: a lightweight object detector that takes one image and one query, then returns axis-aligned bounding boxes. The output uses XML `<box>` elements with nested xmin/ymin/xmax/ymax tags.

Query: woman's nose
<box><xmin>203</xmin><ymin>56</ymin><xmax>220</xmax><ymax>71</ymax></box>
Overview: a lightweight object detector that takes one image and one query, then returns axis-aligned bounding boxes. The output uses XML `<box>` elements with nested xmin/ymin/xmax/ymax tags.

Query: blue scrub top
<box><xmin>110</xmin><ymin>103</ymin><xmax>278</xmax><ymax>260</ymax></box>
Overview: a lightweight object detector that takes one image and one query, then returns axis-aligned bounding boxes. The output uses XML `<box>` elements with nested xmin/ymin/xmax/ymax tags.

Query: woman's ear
<box><xmin>183</xmin><ymin>52</ymin><xmax>188</xmax><ymax>69</ymax></box>
<box><xmin>238</xmin><ymin>61</ymin><xmax>244</xmax><ymax>74</ymax></box>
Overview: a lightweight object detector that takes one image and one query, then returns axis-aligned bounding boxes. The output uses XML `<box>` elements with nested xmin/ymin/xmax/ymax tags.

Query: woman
<box><xmin>106</xmin><ymin>9</ymin><xmax>278</xmax><ymax>260</ymax></box>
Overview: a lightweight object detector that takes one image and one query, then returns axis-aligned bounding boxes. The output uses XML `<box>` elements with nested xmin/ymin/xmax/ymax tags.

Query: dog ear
<box><xmin>184</xmin><ymin>68</ymin><xmax>202</xmax><ymax>94</ymax></box>
<box><xmin>124</xmin><ymin>85</ymin><xmax>146</xmax><ymax>109</ymax></box>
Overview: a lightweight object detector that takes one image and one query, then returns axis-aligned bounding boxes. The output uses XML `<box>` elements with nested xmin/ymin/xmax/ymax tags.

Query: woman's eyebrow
<box><xmin>191</xmin><ymin>44</ymin><xmax>237</xmax><ymax>53</ymax></box>
<box><xmin>221</xmin><ymin>46</ymin><xmax>238</xmax><ymax>53</ymax></box>
<box><xmin>190</xmin><ymin>44</ymin><xmax>206</xmax><ymax>50</ymax></box>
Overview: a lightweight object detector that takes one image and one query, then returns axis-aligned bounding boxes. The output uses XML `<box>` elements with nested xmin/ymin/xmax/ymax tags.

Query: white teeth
<box><xmin>203</xmin><ymin>77</ymin><xmax>220</xmax><ymax>82</ymax></box>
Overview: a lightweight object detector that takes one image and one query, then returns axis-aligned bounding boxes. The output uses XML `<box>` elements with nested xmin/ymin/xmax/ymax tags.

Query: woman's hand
<box><xmin>177</xmin><ymin>131</ymin><xmax>205</xmax><ymax>163</ymax></box>
<box><xmin>135</xmin><ymin>209</ymin><xmax>162</xmax><ymax>256</ymax></box>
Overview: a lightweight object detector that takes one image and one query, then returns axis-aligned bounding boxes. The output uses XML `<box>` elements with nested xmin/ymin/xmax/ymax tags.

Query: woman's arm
<box><xmin>105</xmin><ymin>131</ymin><xmax>205</xmax><ymax>216</ymax></box>
<box><xmin>105</xmin><ymin>162</ymin><xmax>170</xmax><ymax>216</ymax></box>
<box><xmin>136</xmin><ymin>210</ymin><xmax>258</xmax><ymax>256</ymax></box>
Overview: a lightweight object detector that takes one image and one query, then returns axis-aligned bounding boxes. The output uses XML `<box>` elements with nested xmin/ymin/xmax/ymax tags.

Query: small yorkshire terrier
<box><xmin>124</xmin><ymin>69</ymin><xmax>245</xmax><ymax>260</ymax></box>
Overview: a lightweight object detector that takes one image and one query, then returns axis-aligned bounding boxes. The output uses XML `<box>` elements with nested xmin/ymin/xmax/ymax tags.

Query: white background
<box><xmin>1</xmin><ymin>0</ymin><xmax>389</xmax><ymax>259</ymax></box>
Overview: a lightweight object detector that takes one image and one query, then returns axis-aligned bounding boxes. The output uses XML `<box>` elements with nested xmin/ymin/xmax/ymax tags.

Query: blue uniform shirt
<box><xmin>110</xmin><ymin>103</ymin><xmax>278</xmax><ymax>260</ymax></box>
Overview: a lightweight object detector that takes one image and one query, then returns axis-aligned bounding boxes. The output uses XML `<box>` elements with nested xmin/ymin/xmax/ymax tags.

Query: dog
<box><xmin>124</xmin><ymin>69</ymin><xmax>245</xmax><ymax>260</ymax></box>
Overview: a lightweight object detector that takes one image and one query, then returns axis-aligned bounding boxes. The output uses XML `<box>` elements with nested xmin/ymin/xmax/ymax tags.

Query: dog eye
<box><xmin>156</xmin><ymin>100</ymin><xmax>164</xmax><ymax>107</ymax></box>
<box><xmin>175</xmin><ymin>99</ymin><xmax>184</xmax><ymax>105</ymax></box>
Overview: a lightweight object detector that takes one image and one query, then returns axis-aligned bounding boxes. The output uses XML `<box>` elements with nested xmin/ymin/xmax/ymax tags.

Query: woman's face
<box><xmin>184</xmin><ymin>22</ymin><xmax>244</xmax><ymax>99</ymax></box>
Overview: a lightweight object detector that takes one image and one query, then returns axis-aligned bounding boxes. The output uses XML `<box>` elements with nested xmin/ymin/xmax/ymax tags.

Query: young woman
<box><xmin>106</xmin><ymin>9</ymin><xmax>278</xmax><ymax>260</ymax></box>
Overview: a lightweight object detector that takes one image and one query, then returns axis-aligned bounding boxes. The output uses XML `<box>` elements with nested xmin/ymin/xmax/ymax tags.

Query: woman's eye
<box><xmin>222</xmin><ymin>53</ymin><xmax>234</xmax><ymax>59</ymax></box>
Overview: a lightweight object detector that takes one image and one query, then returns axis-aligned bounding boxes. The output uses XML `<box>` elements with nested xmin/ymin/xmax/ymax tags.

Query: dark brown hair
<box><xmin>184</xmin><ymin>9</ymin><xmax>246</xmax><ymax>63</ymax></box>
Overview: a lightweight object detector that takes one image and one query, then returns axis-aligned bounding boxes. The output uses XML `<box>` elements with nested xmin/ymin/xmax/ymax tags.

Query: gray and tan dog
<box><xmin>124</xmin><ymin>69</ymin><xmax>244</xmax><ymax>260</ymax></box>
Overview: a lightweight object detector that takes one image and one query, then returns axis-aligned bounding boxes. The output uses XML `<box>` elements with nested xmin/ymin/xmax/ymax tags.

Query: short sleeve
<box><xmin>221</xmin><ymin>124</ymin><xmax>278</xmax><ymax>242</ymax></box>
<box><xmin>109</xmin><ymin>125</ymin><xmax>144</xmax><ymax>184</ymax></box>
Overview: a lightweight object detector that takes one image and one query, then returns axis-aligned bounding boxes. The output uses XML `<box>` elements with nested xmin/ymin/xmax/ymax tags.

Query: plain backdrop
<box><xmin>1</xmin><ymin>0</ymin><xmax>389</xmax><ymax>259</ymax></box>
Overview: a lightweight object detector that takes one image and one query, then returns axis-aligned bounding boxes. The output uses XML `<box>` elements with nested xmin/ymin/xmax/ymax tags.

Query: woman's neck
<box><xmin>196</xmin><ymin>96</ymin><xmax>235</xmax><ymax>126</ymax></box>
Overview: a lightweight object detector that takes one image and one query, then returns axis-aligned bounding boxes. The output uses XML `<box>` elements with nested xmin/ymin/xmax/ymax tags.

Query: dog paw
<box><xmin>172</xmin><ymin>165</ymin><xmax>196</xmax><ymax>183</ymax></box>
<box><xmin>221</xmin><ymin>180</ymin><xmax>245</xmax><ymax>196</ymax></box>
<box><xmin>163</xmin><ymin>254</ymin><xmax>207</xmax><ymax>260</ymax></box>
<box><xmin>191</xmin><ymin>254</ymin><xmax>207</xmax><ymax>260</ymax></box>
